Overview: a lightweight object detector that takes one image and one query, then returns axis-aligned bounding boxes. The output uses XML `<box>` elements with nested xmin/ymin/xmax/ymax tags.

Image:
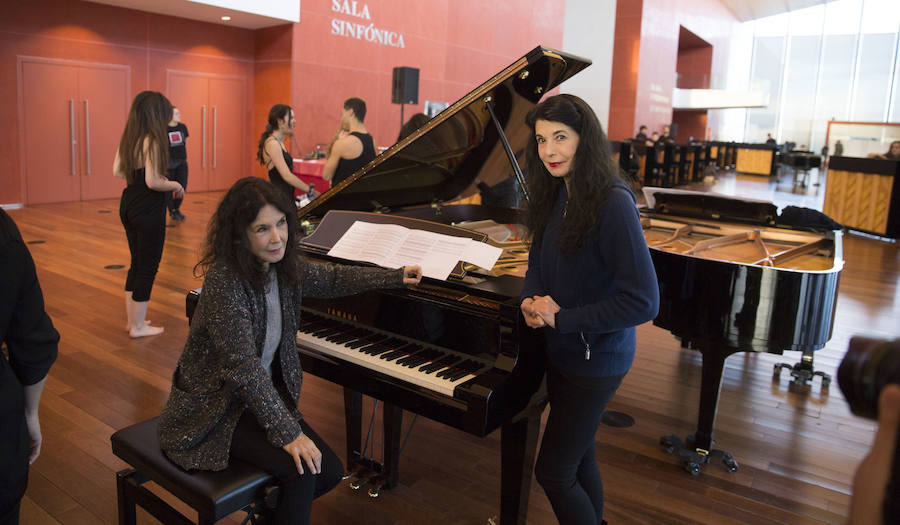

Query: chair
<box><xmin>111</xmin><ymin>418</ymin><xmax>277</xmax><ymax>525</ymax></box>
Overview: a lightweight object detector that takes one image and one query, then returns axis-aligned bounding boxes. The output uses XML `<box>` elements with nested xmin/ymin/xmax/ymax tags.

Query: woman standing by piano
<box><xmin>520</xmin><ymin>94</ymin><xmax>659</xmax><ymax>525</ymax></box>
<box><xmin>158</xmin><ymin>177</ymin><xmax>421</xmax><ymax>525</ymax></box>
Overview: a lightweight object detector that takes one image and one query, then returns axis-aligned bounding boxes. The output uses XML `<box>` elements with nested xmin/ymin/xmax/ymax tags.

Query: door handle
<box><xmin>69</xmin><ymin>99</ymin><xmax>76</xmax><ymax>175</ymax></box>
<box><xmin>201</xmin><ymin>105</ymin><xmax>207</xmax><ymax>169</ymax></box>
<box><xmin>84</xmin><ymin>100</ymin><xmax>91</xmax><ymax>175</ymax></box>
<box><xmin>212</xmin><ymin>106</ymin><xmax>217</xmax><ymax>169</ymax></box>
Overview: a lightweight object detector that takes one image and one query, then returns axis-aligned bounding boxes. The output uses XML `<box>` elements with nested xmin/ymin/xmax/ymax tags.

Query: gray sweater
<box><xmin>158</xmin><ymin>257</ymin><xmax>403</xmax><ymax>471</ymax></box>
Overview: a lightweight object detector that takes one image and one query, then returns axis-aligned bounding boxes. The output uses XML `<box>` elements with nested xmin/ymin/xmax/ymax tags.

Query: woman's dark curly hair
<box><xmin>195</xmin><ymin>177</ymin><xmax>301</xmax><ymax>291</ymax></box>
<box><xmin>257</xmin><ymin>104</ymin><xmax>293</xmax><ymax>165</ymax></box>
<box><xmin>523</xmin><ymin>94</ymin><xmax>620</xmax><ymax>253</ymax></box>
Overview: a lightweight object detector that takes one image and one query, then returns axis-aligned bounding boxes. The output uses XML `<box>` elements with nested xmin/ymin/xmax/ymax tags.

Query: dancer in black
<box><xmin>257</xmin><ymin>104</ymin><xmax>316</xmax><ymax>204</ymax></box>
<box><xmin>115</xmin><ymin>91</ymin><xmax>184</xmax><ymax>338</ymax></box>
<box><xmin>165</xmin><ymin>106</ymin><xmax>189</xmax><ymax>222</ymax></box>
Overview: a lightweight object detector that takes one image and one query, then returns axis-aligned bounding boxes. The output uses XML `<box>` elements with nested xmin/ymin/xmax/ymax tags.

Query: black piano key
<box><xmin>446</xmin><ymin>369</ymin><xmax>470</xmax><ymax>381</ymax></box>
<box><xmin>366</xmin><ymin>346</ymin><xmax>392</xmax><ymax>356</ymax></box>
<box><xmin>434</xmin><ymin>358</ymin><xmax>463</xmax><ymax>378</ymax></box>
<box><xmin>347</xmin><ymin>334</ymin><xmax>384</xmax><ymax>349</ymax></box>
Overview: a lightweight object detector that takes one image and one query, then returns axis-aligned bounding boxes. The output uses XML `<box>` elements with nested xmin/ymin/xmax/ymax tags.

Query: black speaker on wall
<box><xmin>392</xmin><ymin>66</ymin><xmax>419</xmax><ymax>104</ymax></box>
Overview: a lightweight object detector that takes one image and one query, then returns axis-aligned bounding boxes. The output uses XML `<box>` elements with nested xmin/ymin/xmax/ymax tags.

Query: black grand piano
<box><xmin>640</xmin><ymin>188</ymin><xmax>843</xmax><ymax>474</ymax></box>
<box><xmin>292</xmin><ymin>47</ymin><xmax>588</xmax><ymax>524</ymax></box>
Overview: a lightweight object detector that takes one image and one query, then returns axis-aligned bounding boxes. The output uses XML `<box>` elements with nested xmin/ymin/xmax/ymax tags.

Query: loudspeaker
<box><xmin>392</xmin><ymin>67</ymin><xmax>419</xmax><ymax>104</ymax></box>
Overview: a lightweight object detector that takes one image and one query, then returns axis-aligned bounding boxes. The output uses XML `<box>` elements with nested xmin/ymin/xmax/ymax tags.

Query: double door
<box><xmin>167</xmin><ymin>72</ymin><xmax>246</xmax><ymax>192</ymax></box>
<box><xmin>20</xmin><ymin>59</ymin><xmax>130</xmax><ymax>203</ymax></box>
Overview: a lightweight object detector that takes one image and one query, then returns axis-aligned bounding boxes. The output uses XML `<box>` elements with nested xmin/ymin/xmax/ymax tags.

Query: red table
<box><xmin>291</xmin><ymin>158</ymin><xmax>329</xmax><ymax>196</ymax></box>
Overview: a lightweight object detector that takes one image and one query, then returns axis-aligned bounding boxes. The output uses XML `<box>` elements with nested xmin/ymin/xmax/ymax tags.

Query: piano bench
<box><xmin>110</xmin><ymin>417</ymin><xmax>277</xmax><ymax>525</ymax></box>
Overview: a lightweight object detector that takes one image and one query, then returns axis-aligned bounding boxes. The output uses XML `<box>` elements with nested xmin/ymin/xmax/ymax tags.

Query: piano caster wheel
<box><xmin>723</xmin><ymin>458</ymin><xmax>738</xmax><ymax>473</ymax></box>
<box><xmin>660</xmin><ymin>435</ymin><xmax>677</xmax><ymax>455</ymax></box>
<box><xmin>684</xmin><ymin>461</ymin><xmax>700</xmax><ymax>476</ymax></box>
<box><xmin>367</xmin><ymin>485</ymin><xmax>382</xmax><ymax>498</ymax></box>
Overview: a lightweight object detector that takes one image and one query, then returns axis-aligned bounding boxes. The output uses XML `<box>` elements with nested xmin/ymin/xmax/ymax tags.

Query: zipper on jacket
<box><xmin>580</xmin><ymin>331</ymin><xmax>591</xmax><ymax>360</ymax></box>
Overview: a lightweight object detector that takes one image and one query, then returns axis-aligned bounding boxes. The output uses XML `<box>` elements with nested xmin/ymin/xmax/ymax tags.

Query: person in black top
<box><xmin>635</xmin><ymin>125</ymin><xmax>648</xmax><ymax>142</ymax></box>
<box><xmin>322</xmin><ymin>97</ymin><xmax>376</xmax><ymax>186</ymax></box>
<box><xmin>165</xmin><ymin>107</ymin><xmax>189</xmax><ymax>222</ymax></box>
<box><xmin>765</xmin><ymin>133</ymin><xmax>777</xmax><ymax>146</ymax></box>
<box><xmin>520</xmin><ymin>94</ymin><xmax>659</xmax><ymax>525</ymax></box>
<box><xmin>0</xmin><ymin>209</ymin><xmax>59</xmax><ymax>525</ymax></box>
<box><xmin>115</xmin><ymin>91</ymin><xmax>185</xmax><ymax>338</ymax></box>
<box><xmin>257</xmin><ymin>105</ymin><xmax>316</xmax><ymax>205</ymax></box>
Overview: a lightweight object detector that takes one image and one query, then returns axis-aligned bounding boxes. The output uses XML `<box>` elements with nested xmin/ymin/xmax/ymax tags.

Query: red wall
<box><xmin>286</xmin><ymin>0</ymin><xmax>565</xmax><ymax>155</ymax></box>
<box><xmin>2</xmin><ymin>0</ymin><xmax>565</xmax><ymax>204</ymax></box>
<box><xmin>1</xmin><ymin>0</ymin><xmax>257</xmax><ymax>204</ymax></box>
<box><xmin>252</xmin><ymin>25</ymin><xmax>293</xmax><ymax>181</ymax></box>
<box><xmin>609</xmin><ymin>0</ymin><xmax>740</xmax><ymax>141</ymax></box>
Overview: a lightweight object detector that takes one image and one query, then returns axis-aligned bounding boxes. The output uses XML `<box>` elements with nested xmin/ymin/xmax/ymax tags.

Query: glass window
<box><xmin>812</xmin><ymin>34</ymin><xmax>858</xmax><ymax>150</ymax></box>
<box><xmin>851</xmin><ymin>33</ymin><xmax>896</xmax><ymax>121</ymax></box>
<box><xmin>745</xmin><ymin>36</ymin><xmax>785</xmax><ymax>143</ymax></box>
<box><xmin>781</xmin><ymin>35</ymin><xmax>822</xmax><ymax>149</ymax></box>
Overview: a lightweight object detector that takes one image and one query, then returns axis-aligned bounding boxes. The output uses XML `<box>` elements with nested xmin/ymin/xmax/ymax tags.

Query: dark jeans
<box><xmin>230</xmin><ymin>411</ymin><xmax>343</xmax><ymax>525</ymax></box>
<box><xmin>165</xmin><ymin>161</ymin><xmax>188</xmax><ymax>213</ymax></box>
<box><xmin>120</xmin><ymin>205</ymin><xmax>165</xmax><ymax>302</ymax></box>
<box><xmin>534</xmin><ymin>367</ymin><xmax>624</xmax><ymax>525</ymax></box>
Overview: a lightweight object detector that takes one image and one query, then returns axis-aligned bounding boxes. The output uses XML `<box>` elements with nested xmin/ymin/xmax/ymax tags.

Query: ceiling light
<box><xmin>221</xmin><ymin>15</ymin><xmax>231</xmax><ymax>21</ymax></box>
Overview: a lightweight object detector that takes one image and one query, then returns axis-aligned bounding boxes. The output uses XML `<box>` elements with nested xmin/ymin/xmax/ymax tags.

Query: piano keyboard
<box><xmin>297</xmin><ymin>310</ymin><xmax>484</xmax><ymax>397</ymax></box>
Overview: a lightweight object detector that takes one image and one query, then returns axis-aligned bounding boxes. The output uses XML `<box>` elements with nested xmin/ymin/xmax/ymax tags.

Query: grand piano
<box><xmin>294</xmin><ymin>47</ymin><xmax>588</xmax><ymax>524</ymax></box>
<box><xmin>641</xmin><ymin>188</ymin><xmax>843</xmax><ymax>474</ymax></box>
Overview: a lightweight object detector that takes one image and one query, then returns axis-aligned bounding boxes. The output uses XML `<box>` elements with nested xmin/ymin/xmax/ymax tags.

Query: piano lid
<box><xmin>298</xmin><ymin>46</ymin><xmax>591</xmax><ymax>220</ymax></box>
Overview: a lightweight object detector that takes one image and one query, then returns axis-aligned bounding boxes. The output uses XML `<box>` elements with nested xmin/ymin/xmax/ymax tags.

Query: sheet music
<box><xmin>327</xmin><ymin>221</ymin><xmax>502</xmax><ymax>280</ymax></box>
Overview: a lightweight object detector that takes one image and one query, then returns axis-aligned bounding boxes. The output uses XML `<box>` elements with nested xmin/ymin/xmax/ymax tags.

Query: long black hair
<box><xmin>523</xmin><ymin>94</ymin><xmax>620</xmax><ymax>253</ymax></box>
<box><xmin>195</xmin><ymin>177</ymin><xmax>301</xmax><ymax>291</ymax></box>
<box><xmin>117</xmin><ymin>91</ymin><xmax>172</xmax><ymax>184</ymax></box>
<box><xmin>257</xmin><ymin>104</ymin><xmax>292</xmax><ymax>165</ymax></box>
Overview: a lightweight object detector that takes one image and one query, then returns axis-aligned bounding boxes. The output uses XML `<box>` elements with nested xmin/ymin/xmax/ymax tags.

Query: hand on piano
<box><xmin>402</xmin><ymin>265</ymin><xmax>423</xmax><ymax>285</ymax></box>
<box><xmin>282</xmin><ymin>432</ymin><xmax>322</xmax><ymax>475</ymax></box>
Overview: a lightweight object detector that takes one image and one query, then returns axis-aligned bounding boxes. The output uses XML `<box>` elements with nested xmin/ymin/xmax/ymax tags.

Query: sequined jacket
<box><xmin>158</xmin><ymin>258</ymin><xmax>403</xmax><ymax>471</ymax></box>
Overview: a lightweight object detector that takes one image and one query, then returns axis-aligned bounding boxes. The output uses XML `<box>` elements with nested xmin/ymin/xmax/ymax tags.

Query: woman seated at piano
<box><xmin>520</xmin><ymin>94</ymin><xmax>659</xmax><ymax>525</ymax></box>
<box><xmin>158</xmin><ymin>177</ymin><xmax>421</xmax><ymax>525</ymax></box>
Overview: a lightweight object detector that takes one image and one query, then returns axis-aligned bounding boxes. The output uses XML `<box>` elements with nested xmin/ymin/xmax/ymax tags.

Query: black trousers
<box><xmin>0</xmin><ymin>366</ymin><xmax>27</xmax><ymax>525</ymax></box>
<box><xmin>230</xmin><ymin>411</ymin><xmax>343</xmax><ymax>525</ymax></box>
<box><xmin>534</xmin><ymin>367</ymin><xmax>624</xmax><ymax>525</ymax></box>
<box><xmin>120</xmin><ymin>204</ymin><xmax>165</xmax><ymax>302</ymax></box>
<box><xmin>165</xmin><ymin>161</ymin><xmax>188</xmax><ymax>213</ymax></box>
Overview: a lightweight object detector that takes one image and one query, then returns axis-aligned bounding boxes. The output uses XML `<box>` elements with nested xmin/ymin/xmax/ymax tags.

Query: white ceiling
<box><xmin>84</xmin><ymin>0</ymin><xmax>297</xmax><ymax>30</ymax></box>
<box><xmin>719</xmin><ymin>0</ymin><xmax>836</xmax><ymax>21</ymax></box>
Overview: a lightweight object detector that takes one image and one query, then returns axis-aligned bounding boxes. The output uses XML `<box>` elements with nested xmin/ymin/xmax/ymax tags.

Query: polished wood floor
<box><xmin>7</xmin><ymin>168</ymin><xmax>899</xmax><ymax>524</ymax></box>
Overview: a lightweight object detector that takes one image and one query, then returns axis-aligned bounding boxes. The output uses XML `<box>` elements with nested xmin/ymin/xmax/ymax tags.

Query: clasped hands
<box><xmin>521</xmin><ymin>295</ymin><xmax>560</xmax><ymax>329</ymax></box>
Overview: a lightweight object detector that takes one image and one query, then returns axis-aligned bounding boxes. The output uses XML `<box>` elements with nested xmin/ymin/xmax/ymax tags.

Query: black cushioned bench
<box><xmin>110</xmin><ymin>418</ymin><xmax>276</xmax><ymax>525</ymax></box>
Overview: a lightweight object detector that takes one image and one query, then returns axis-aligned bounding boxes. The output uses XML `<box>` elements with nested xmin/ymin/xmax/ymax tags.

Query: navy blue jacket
<box><xmin>521</xmin><ymin>180</ymin><xmax>659</xmax><ymax>377</ymax></box>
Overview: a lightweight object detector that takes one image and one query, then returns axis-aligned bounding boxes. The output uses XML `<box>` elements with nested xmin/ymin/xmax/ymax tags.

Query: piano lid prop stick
<box><xmin>484</xmin><ymin>95</ymin><xmax>531</xmax><ymax>204</ymax></box>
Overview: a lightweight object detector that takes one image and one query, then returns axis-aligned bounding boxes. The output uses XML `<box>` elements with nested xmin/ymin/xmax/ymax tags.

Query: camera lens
<box><xmin>838</xmin><ymin>337</ymin><xmax>900</xmax><ymax>419</ymax></box>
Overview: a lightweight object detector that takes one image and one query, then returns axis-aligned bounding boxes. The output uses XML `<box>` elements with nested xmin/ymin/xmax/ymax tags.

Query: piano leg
<box><xmin>343</xmin><ymin>388</ymin><xmax>364</xmax><ymax>480</ymax></box>
<box><xmin>372</xmin><ymin>402</ymin><xmax>402</xmax><ymax>496</ymax></box>
<box><xmin>660</xmin><ymin>344</ymin><xmax>740</xmax><ymax>475</ymax></box>
<box><xmin>499</xmin><ymin>401</ymin><xmax>545</xmax><ymax>525</ymax></box>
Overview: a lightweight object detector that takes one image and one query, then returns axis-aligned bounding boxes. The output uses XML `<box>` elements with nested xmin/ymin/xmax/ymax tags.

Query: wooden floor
<box><xmin>7</xmin><ymin>167</ymin><xmax>899</xmax><ymax>524</ymax></box>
